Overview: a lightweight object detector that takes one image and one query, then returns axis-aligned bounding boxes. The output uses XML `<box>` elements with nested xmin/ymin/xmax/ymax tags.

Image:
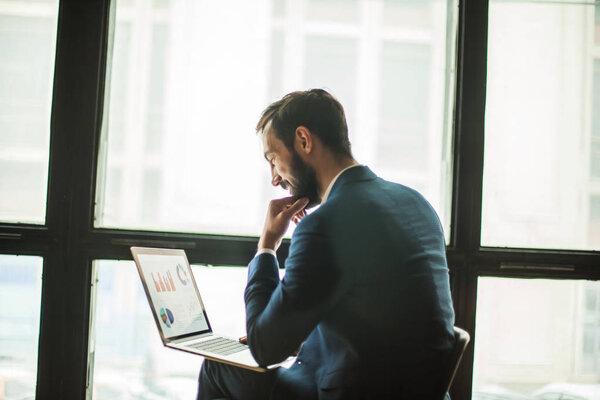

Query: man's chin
<box><xmin>298</xmin><ymin>195</ymin><xmax>320</xmax><ymax>210</ymax></box>
<box><xmin>291</xmin><ymin>192</ymin><xmax>320</xmax><ymax>209</ymax></box>
<box><xmin>305</xmin><ymin>199</ymin><xmax>320</xmax><ymax>210</ymax></box>
<box><xmin>308</xmin><ymin>194</ymin><xmax>322</xmax><ymax>208</ymax></box>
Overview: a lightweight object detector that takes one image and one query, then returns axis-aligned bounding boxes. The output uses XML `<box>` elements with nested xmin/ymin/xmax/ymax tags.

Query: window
<box><xmin>481</xmin><ymin>0</ymin><xmax>600</xmax><ymax>251</ymax></box>
<box><xmin>379</xmin><ymin>42</ymin><xmax>430</xmax><ymax>172</ymax></box>
<box><xmin>2</xmin><ymin>0</ymin><xmax>598</xmax><ymax>399</ymax></box>
<box><xmin>0</xmin><ymin>255</ymin><xmax>43</xmax><ymax>400</ymax></box>
<box><xmin>474</xmin><ymin>0</ymin><xmax>600</xmax><ymax>397</ymax></box>
<box><xmin>90</xmin><ymin>261</ymin><xmax>255</xmax><ymax>399</ymax></box>
<box><xmin>583</xmin><ymin>281</ymin><xmax>600</xmax><ymax>374</ymax></box>
<box><xmin>596</xmin><ymin>2</ymin><xmax>600</xmax><ymax>45</ymax></box>
<box><xmin>0</xmin><ymin>0</ymin><xmax>59</xmax><ymax>224</ymax></box>
<box><xmin>473</xmin><ymin>278</ymin><xmax>600</xmax><ymax>398</ymax></box>
<box><xmin>592</xmin><ymin>60</ymin><xmax>600</xmax><ymax>180</ymax></box>
<box><xmin>590</xmin><ymin>196</ymin><xmax>600</xmax><ymax>248</ymax></box>
<box><xmin>95</xmin><ymin>0</ymin><xmax>458</xmax><ymax>241</ymax></box>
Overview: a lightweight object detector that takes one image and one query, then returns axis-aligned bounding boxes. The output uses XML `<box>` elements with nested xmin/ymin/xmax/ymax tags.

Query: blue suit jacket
<box><xmin>245</xmin><ymin>166</ymin><xmax>455</xmax><ymax>399</ymax></box>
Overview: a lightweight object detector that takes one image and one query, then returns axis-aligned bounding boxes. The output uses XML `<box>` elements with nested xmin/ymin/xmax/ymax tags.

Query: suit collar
<box><xmin>322</xmin><ymin>165</ymin><xmax>376</xmax><ymax>203</ymax></box>
<box><xmin>321</xmin><ymin>164</ymin><xmax>361</xmax><ymax>203</ymax></box>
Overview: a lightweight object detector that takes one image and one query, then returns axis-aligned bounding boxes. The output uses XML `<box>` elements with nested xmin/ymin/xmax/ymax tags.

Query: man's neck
<box><xmin>317</xmin><ymin>157</ymin><xmax>358</xmax><ymax>200</ymax></box>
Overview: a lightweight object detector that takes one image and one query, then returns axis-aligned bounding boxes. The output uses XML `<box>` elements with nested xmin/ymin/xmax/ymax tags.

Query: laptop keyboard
<box><xmin>189</xmin><ymin>336</ymin><xmax>248</xmax><ymax>356</ymax></box>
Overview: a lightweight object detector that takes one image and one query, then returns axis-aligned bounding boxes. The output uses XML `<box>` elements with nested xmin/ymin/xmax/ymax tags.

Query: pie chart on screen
<box><xmin>176</xmin><ymin>263</ymin><xmax>189</xmax><ymax>285</ymax></box>
<box><xmin>160</xmin><ymin>307</ymin><xmax>175</xmax><ymax>328</ymax></box>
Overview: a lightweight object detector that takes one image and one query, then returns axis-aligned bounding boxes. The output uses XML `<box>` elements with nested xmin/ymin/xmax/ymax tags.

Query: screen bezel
<box><xmin>131</xmin><ymin>246</ymin><xmax>213</xmax><ymax>343</ymax></box>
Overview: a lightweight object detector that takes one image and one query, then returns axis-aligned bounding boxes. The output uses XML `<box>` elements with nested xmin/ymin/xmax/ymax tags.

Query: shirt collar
<box><xmin>321</xmin><ymin>164</ymin><xmax>361</xmax><ymax>204</ymax></box>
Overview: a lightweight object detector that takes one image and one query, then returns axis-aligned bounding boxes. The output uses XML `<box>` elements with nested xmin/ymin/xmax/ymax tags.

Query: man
<box><xmin>198</xmin><ymin>89</ymin><xmax>455</xmax><ymax>399</ymax></box>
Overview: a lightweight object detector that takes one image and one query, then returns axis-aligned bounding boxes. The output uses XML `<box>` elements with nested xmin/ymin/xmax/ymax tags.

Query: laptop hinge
<box><xmin>169</xmin><ymin>332</ymin><xmax>212</xmax><ymax>344</ymax></box>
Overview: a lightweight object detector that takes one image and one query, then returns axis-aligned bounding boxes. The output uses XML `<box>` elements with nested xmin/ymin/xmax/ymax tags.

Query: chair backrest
<box><xmin>436</xmin><ymin>326</ymin><xmax>470</xmax><ymax>400</ymax></box>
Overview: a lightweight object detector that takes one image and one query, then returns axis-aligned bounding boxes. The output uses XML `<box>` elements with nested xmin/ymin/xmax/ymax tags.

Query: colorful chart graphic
<box><xmin>176</xmin><ymin>263</ymin><xmax>189</xmax><ymax>285</ymax></box>
<box><xmin>160</xmin><ymin>307</ymin><xmax>175</xmax><ymax>327</ymax></box>
<box><xmin>151</xmin><ymin>271</ymin><xmax>177</xmax><ymax>293</ymax></box>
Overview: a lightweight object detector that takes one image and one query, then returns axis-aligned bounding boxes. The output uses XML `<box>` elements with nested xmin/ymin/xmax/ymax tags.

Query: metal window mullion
<box><xmin>37</xmin><ymin>0</ymin><xmax>111</xmax><ymax>398</ymax></box>
<box><xmin>448</xmin><ymin>0</ymin><xmax>489</xmax><ymax>398</ymax></box>
<box><xmin>83</xmin><ymin>229</ymin><xmax>269</xmax><ymax>266</ymax></box>
<box><xmin>0</xmin><ymin>224</ymin><xmax>51</xmax><ymax>255</ymax></box>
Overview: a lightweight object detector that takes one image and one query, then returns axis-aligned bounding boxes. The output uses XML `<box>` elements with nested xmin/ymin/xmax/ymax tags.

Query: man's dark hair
<box><xmin>256</xmin><ymin>89</ymin><xmax>352</xmax><ymax>158</ymax></box>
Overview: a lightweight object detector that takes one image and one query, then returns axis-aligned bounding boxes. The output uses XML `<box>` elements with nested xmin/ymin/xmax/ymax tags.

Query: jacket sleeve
<box><xmin>244</xmin><ymin>218</ymin><xmax>343</xmax><ymax>366</ymax></box>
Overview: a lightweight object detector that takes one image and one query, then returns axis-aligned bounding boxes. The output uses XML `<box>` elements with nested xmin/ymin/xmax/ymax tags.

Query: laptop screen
<box><xmin>135</xmin><ymin>250</ymin><xmax>210</xmax><ymax>339</ymax></box>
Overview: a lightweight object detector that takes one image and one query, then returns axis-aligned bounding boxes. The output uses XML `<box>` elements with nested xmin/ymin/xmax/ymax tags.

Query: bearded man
<box><xmin>198</xmin><ymin>89</ymin><xmax>455</xmax><ymax>400</ymax></box>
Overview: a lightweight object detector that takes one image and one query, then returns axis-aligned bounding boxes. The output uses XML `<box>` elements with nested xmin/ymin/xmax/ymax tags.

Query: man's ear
<box><xmin>294</xmin><ymin>126</ymin><xmax>313</xmax><ymax>155</ymax></box>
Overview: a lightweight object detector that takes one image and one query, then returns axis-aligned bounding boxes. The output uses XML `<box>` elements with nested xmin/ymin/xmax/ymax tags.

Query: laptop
<box><xmin>131</xmin><ymin>246</ymin><xmax>293</xmax><ymax>372</ymax></box>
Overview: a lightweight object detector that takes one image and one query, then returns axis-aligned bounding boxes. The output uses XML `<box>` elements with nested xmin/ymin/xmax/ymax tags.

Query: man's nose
<box><xmin>270</xmin><ymin>166</ymin><xmax>282</xmax><ymax>187</ymax></box>
<box><xmin>271</xmin><ymin>173</ymin><xmax>282</xmax><ymax>187</ymax></box>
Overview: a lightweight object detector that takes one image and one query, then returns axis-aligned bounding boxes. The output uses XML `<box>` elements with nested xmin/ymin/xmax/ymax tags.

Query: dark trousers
<box><xmin>197</xmin><ymin>359</ymin><xmax>277</xmax><ymax>400</ymax></box>
<box><xmin>198</xmin><ymin>359</ymin><xmax>452</xmax><ymax>400</ymax></box>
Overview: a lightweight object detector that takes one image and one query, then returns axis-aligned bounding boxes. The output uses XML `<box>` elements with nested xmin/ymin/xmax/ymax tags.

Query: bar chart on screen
<box><xmin>151</xmin><ymin>270</ymin><xmax>177</xmax><ymax>293</ymax></box>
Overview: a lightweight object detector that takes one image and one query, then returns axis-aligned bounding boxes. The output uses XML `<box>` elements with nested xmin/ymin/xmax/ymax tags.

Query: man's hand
<box><xmin>239</xmin><ymin>335</ymin><xmax>301</xmax><ymax>356</ymax></box>
<box><xmin>258</xmin><ymin>196</ymin><xmax>309</xmax><ymax>252</ymax></box>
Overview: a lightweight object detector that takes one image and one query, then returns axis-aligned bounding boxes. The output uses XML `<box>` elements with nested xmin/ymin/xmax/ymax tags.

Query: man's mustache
<box><xmin>279</xmin><ymin>180</ymin><xmax>290</xmax><ymax>190</ymax></box>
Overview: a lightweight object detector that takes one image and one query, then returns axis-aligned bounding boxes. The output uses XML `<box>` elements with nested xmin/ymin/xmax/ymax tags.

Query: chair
<box><xmin>211</xmin><ymin>327</ymin><xmax>470</xmax><ymax>400</ymax></box>
<box><xmin>435</xmin><ymin>326</ymin><xmax>470</xmax><ymax>400</ymax></box>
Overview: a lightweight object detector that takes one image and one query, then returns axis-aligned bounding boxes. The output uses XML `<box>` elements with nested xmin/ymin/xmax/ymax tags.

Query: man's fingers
<box><xmin>292</xmin><ymin>209</ymin><xmax>306</xmax><ymax>224</ymax></box>
<box><xmin>270</xmin><ymin>196</ymin><xmax>297</xmax><ymax>208</ymax></box>
<box><xmin>283</xmin><ymin>197</ymin><xmax>309</xmax><ymax>218</ymax></box>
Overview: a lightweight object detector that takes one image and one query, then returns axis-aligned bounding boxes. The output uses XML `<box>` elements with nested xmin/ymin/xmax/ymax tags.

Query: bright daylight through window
<box><xmin>473</xmin><ymin>277</ymin><xmax>600</xmax><ymax>399</ymax></box>
<box><xmin>473</xmin><ymin>0</ymin><xmax>600</xmax><ymax>397</ymax></box>
<box><xmin>6</xmin><ymin>0</ymin><xmax>600</xmax><ymax>398</ymax></box>
<box><xmin>90</xmin><ymin>260</ymin><xmax>282</xmax><ymax>399</ymax></box>
<box><xmin>0</xmin><ymin>0</ymin><xmax>58</xmax><ymax>224</ymax></box>
<box><xmin>95</xmin><ymin>0</ymin><xmax>457</xmax><ymax>240</ymax></box>
<box><xmin>89</xmin><ymin>0</ymin><xmax>458</xmax><ymax>398</ymax></box>
<box><xmin>481</xmin><ymin>0</ymin><xmax>600</xmax><ymax>251</ymax></box>
<box><xmin>0</xmin><ymin>255</ymin><xmax>43</xmax><ymax>400</ymax></box>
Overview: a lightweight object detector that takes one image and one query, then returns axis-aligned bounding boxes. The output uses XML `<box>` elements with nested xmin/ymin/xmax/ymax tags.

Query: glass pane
<box><xmin>306</xmin><ymin>0</ymin><xmax>359</xmax><ymax>23</ymax></box>
<box><xmin>482</xmin><ymin>0</ymin><xmax>600</xmax><ymax>250</ymax></box>
<box><xmin>595</xmin><ymin>60</ymin><xmax>600</xmax><ymax>140</ymax></box>
<box><xmin>96</xmin><ymin>0</ymin><xmax>458</xmax><ymax>241</ymax></box>
<box><xmin>473</xmin><ymin>277</ymin><xmax>600</xmax><ymax>399</ymax></box>
<box><xmin>0</xmin><ymin>255</ymin><xmax>43</xmax><ymax>400</ymax></box>
<box><xmin>379</xmin><ymin>42</ymin><xmax>430</xmax><ymax>172</ymax></box>
<box><xmin>592</xmin><ymin>139</ymin><xmax>600</xmax><ymax>178</ymax></box>
<box><xmin>90</xmin><ymin>260</ymin><xmax>254</xmax><ymax>399</ymax></box>
<box><xmin>0</xmin><ymin>1</ymin><xmax>59</xmax><ymax>224</ymax></box>
<box><xmin>596</xmin><ymin>3</ymin><xmax>600</xmax><ymax>45</ymax></box>
<box><xmin>383</xmin><ymin>0</ymin><xmax>433</xmax><ymax>29</ymax></box>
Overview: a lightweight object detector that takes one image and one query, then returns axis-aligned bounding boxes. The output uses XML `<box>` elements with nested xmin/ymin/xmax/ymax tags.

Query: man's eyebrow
<box><xmin>263</xmin><ymin>151</ymin><xmax>273</xmax><ymax>161</ymax></box>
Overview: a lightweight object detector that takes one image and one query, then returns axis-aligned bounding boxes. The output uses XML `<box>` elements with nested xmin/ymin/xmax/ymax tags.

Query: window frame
<box><xmin>0</xmin><ymin>0</ymin><xmax>599</xmax><ymax>398</ymax></box>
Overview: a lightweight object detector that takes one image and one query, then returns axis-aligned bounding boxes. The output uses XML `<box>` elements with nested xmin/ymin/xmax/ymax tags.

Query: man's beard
<box><xmin>281</xmin><ymin>150</ymin><xmax>321</xmax><ymax>209</ymax></box>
